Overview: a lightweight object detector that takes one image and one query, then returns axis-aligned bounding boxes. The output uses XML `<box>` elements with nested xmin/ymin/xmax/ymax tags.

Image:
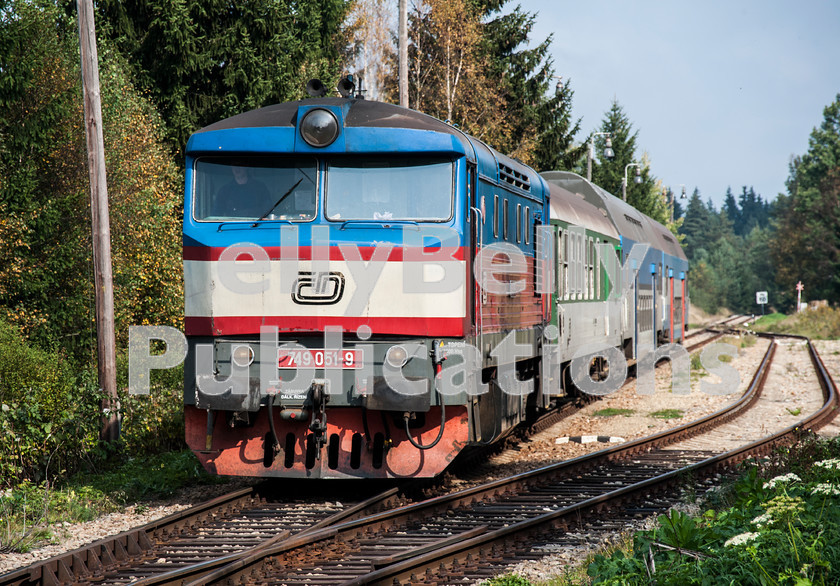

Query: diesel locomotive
<box><xmin>181</xmin><ymin>81</ymin><xmax>688</xmax><ymax>479</ymax></box>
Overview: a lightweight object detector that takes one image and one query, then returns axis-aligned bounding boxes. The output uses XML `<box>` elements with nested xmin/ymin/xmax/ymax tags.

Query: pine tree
<box><xmin>771</xmin><ymin>95</ymin><xmax>840</xmax><ymax>306</ymax></box>
<box><xmin>532</xmin><ymin>79</ymin><xmax>585</xmax><ymax>171</ymax></box>
<box><xmin>589</xmin><ymin>100</ymin><xmax>667</xmax><ymax>223</ymax></box>
<box><xmin>96</xmin><ymin>0</ymin><xmax>348</xmax><ymax>153</ymax></box>
<box><xmin>796</xmin><ymin>94</ymin><xmax>840</xmax><ymax>192</ymax></box>
<box><xmin>679</xmin><ymin>188</ymin><xmax>709</xmax><ymax>261</ymax></box>
<box><xmin>477</xmin><ymin>0</ymin><xmax>584</xmax><ymax>169</ymax></box>
<box><xmin>722</xmin><ymin>187</ymin><xmax>740</xmax><ymax>227</ymax></box>
<box><xmin>382</xmin><ymin>0</ymin><xmax>583</xmax><ymax>169</ymax></box>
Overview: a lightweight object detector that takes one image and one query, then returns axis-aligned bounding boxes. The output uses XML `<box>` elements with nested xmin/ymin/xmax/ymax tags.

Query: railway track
<box><xmin>110</xmin><ymin>331</ymin><xmax>835</xmax><ymax>586</ymax></box>
<box><xmin>0</xmin><ymin>484</ymin><xmax>408</xmax><ymax>586</ymax></box>
<box><xmin>177</xmin><ymin>330</ymin><xmax>836</xmax><ymax>585</ymax></box>
<box><xmin>0</xmin><ymin>318</ymin><xmax>774</xmax><ymax>586</ymax></box>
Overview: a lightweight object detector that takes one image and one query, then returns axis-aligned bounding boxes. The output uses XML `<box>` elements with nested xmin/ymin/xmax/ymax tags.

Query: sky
<box><xmin>519</xmin><ymin>0</ymin><xmax>840</xmax><ymax>208</ymax></box>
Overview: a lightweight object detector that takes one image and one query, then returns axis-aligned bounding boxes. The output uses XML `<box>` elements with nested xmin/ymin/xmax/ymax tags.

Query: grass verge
<box><xmin>0</xmin><ymin>450</ymin><xmax>225</xmax><ymax>553</ymax></box>
<box><xmin>752</xmin><ymin>307</ymin><xmax>840</xmax><ymax>339</ymax></box>
<box><xmin>592</xmin><ymin>408</ymin><xmax>635</xmax><ymax>417</ymax></box>
<box><xmin>649</xmin><ymin>409</ymin><xmax>683</xmax><ymax>420</ymax></box>
<box><xmin>490</xmin><ymin>434</ymin><xmax>840</xmax><ymax>585</ymax></box>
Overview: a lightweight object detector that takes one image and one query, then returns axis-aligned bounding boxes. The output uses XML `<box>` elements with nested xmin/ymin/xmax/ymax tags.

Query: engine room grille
<box><xmin>499</xmin><ymin>163</ymin><xmax>531</xmax><ymax>191</ymax></box>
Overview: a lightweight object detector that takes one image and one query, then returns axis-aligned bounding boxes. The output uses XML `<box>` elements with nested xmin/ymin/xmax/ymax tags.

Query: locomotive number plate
<box><xmin>277</xmin><ymin>348</ymin><xmax>363</xmax><ymax>369</ymax></box>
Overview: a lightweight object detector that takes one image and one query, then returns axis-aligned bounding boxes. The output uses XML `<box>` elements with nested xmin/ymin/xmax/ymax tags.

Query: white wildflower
<box><xmin>751</xmin><ymin>513</ymin><xmax>772</xmax><ymax>528</ymax></box>
<box><xmin>763</xmin><ymin>473</ymin><xmax>801</xmax><ymax>489</ymax></box>
<box><xmin>811</xmin><ymin>482</ymin><xmax>840</xmax><ymax>496</ymax></box>
<box><xmin>725</xmin><ymin>532</ymin><xmax>760</xmax><ymax>547</ymax></box>
<box><xmin>814</xmin><ymin>459</ymin><xmax>840</xmax><ymax>471</ymax></box>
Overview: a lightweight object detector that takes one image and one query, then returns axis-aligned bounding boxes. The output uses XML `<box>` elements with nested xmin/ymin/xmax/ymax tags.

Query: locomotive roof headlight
<box><xmin>385</xmin><ymin>345</ymin><xmax>409</xmax><ymax>368</ymax></box>
<box><xmin>300</xmin><ymin>108</ymin><xmax>339</xmax><ymax>147</ymax></box>
<box><xmin>232</xmin><ymin>345</ymin><xmax>255</xmax><ymax>368</ymax></box>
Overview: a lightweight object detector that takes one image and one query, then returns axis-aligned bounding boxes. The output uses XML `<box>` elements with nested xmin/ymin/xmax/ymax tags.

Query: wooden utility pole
<box><xmin>78</xmin><ymin>0</ymin><xmax>119</xmax><ymax>441</ymax></box>
<box><xmin>399</xmin><ymin>0</ymin><xmax>408</xmax><ymax>107</ymax></box>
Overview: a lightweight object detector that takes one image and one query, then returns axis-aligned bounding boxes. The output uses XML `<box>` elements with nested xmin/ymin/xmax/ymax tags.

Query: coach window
<box><xmin>576</xmin><ymin>232</ymin><xmax>583</xmax><ymax>300</ymax></box>
<box><xmin>590</xmin><ymin>238</ymin><xmax>596</xmax><ymax>300</ymax></box>
<box><xmin>516</xmin><ymin>203</ymin><xmax>522</xmax><ymax>243</ymax></box>
<box><xmin>595</xmin><ymin>239</ymin><xmax>601</xmax><ymax>300</ymax></box>
<box><xmin>503</xmin><ymin>199</ymin><xmax>509</xmax><ymax>240</ymax></box>
<box><xmin>493</xmin><ymin>195</ymin><xmax>499</xmax><ymax>238</ymax></box>
<box><xmin>583</xmin><ymin>236</ymin><xmax>589</xmax><ymax>300</ymax></box>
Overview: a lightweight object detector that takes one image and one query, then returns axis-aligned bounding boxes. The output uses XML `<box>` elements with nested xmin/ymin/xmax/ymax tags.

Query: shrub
<box><xmin>0</xmin><ymin>318</ymin><xmax>102</xmax><ymax>486</ymax></box>
<box><xmin>116</xmin><ymin>354</ymin><xmax>186</xmax><ymax>457</ymax></box>
<box><xmin>584</xmin><ymin>436</ymin><xmax>840</xmax><ymax>585</ymax></box>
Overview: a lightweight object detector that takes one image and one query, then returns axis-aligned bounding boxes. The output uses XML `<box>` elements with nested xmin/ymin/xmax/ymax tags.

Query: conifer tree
<box><xmin>771</xmin><ymin>95</ymin><xmax>840</xmax><ymax>305</ymax></box>
<box><xmin>477</xmin><ymin>0</ymin><xmax>584</xmax><ymax>169</ymax></box>
<box><xmin>679</xmin><ymin>188</ymin><xmax>709</xmax><ymax>261</ymax></box>
<box><xmin>383</xmin><ymin>0</ymin><xmax>583</xmax><ymax>169</ymax></box>
<box><xmin>722</xmin><ymin>187</ymin><xmax>740</xmax><ymax>227</ymax></box>
<box><xmin>96</xmin><ymin>0</ymin><xmax>348</xmax><ymax>153</ymax></box>
<box><xmin>590</xmin><ymin>100</ymin><xmax>667</xmax><ymax>224</ymax></box>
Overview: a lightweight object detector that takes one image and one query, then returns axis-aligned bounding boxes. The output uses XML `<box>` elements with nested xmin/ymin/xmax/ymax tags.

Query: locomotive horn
<box><xmin>306</xmin><ymin>79</ymin><xmax>327</xmax><ymax>97</ymax></box>
<box><xmin>337</xmin><ymin>76</ymin><xmax>355</xmax><ymax>98</ymax></box>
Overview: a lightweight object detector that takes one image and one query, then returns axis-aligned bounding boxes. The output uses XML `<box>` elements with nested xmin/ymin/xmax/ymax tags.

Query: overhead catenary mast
<box><xmin>77</xmin><ymin>0</ymin><xmax>119</xmax><ymax>441</ymax></box>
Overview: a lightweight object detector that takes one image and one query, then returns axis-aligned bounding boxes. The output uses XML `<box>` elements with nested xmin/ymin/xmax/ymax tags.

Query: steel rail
<box><xmin>341</xmin><ymin>337</ymin><xmax>840</xmax><ymax>585</ymax></box>
<box><xmin>184</xmin><ymin>336</ymin><xmax>790</xmax><ymax>586</ymax></box>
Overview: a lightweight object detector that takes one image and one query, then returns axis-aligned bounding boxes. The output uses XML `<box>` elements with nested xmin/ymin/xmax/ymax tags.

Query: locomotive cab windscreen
<box><xmin>193</xmin><ymin>156</ymin><xmax>318</xmax><ymax>221</ymax></box>
<box><xmin>325</xmin><ymin>156</ymin><xmax>454</xmax><ymax>222</ymax></box>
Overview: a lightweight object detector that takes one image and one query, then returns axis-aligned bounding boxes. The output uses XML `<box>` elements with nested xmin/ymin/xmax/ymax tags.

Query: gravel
<box><xmin>0</xmin><ymin>481</ymin><xmax>253</xmax><ymax>575</ymax></box>
<box><xmin>6</xmin><ymin>329</ymin><xmax>837</xmax><ymax>583</ymax></box>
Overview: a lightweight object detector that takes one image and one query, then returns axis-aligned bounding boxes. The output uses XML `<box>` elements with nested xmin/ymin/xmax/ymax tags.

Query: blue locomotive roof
<box><xmin>187</xmin><ymin>97</ymin><xmax>549</xmax><ymax>203</ymax></box>
<box><xmin>189</xmin><ymin>98</ymin><xmax>475</xmax><ymax>156</ymax></box>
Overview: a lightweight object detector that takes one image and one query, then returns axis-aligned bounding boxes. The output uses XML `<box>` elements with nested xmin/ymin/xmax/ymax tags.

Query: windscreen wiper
<box><xmin>256</xmin><ymin>179</ymin><xmax>303</xmax><ymax>221</ymax></box>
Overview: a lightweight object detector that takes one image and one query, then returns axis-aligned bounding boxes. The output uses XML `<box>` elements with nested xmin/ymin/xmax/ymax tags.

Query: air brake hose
<box><xmin>403</xmin><ymin>391</ymin><xmax>446</xmax><ymax>450</ymax></box>
<box><xmin>267</xmin><ymin>393</ymin><xmax>281</xmax><ymax>454</ymax></box>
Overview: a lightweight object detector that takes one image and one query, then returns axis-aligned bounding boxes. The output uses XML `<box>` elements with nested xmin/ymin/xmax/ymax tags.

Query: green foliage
<box><xmin>96</xmin><ymin>0</ymin><xmax>348</xmax><ymax>154</ymax></box>
<box><xmin>681</xmin><ymin>191</ymin><xmax>778</xmax><ymax>315</ymax></box>
<box><xmin>0</xmin><ymin>315</ymin><xmax>185</xmax><ymax>487</ymax></box>
<box><xmin>0</xmin><ymin>450</ymin><xmax>221</xmax><ymax>552</ymax></box>
<box><xmin>383</xmin><ymin>0</ymin><xmax>583</xmax><ymax>171</ymax></box>
<box><xmin>0</xmin><ymin>3</ymin><xmax>184</xmax><ymax>358</ymax></box>
<box><xmin>752</xmin><ymin>306</ymin><xmax>840</xmax><ymax>339</ymax></box>
<box><xmin>0</xmin><ymin>318</ymin><xmax>103</xmax><ymax>485</ymax></box>
<box><xmin>481</xmin><ymin>575</ymin><xmax>533</xmax><ymax>586</ymax></box>
<box><xmin>477</xmin><ymin>0</ymin><xmax>585</xmax><ymax>171</ymax></box>
<box><xmin>772</xmin><ymin>95</ymin><xmax>840</xmax><ymax>308</ymax></box>
<box><xmin>116</xmin><ymin>358</ymin><xmax>186</xmax><ymax>457</ymax></box>
<box><xmin>587</xmin><ymin>100</ymin><xmax>668</xmax><ymax>225</ymax></box>
<box><xmin>752</xmin><ymin>312</ymin><xmax>788</xmax><ymax>329</ymax></box>
<box><xmin>649</xmin><ymin>409</ymin><xmax>683</xmax><ymax>420</ymax></box>
<box><xmin>593</xmin><ymin>408</ymin><xmax>635</xmax><ymax>417</ymax></box>
<box><xmin>582</xmin><ymin>436</ymin><xmax>840</xmax><ymax>585</ymax></box>
<box><xmin>690</xmin><ymin>352</ymin><xmax>705</xmax><ymax>374</ymax></box>
<box><xmin>0</xmin><ymin>1</ymin><xmax>88</xmax><ymax>348</ymax></box>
